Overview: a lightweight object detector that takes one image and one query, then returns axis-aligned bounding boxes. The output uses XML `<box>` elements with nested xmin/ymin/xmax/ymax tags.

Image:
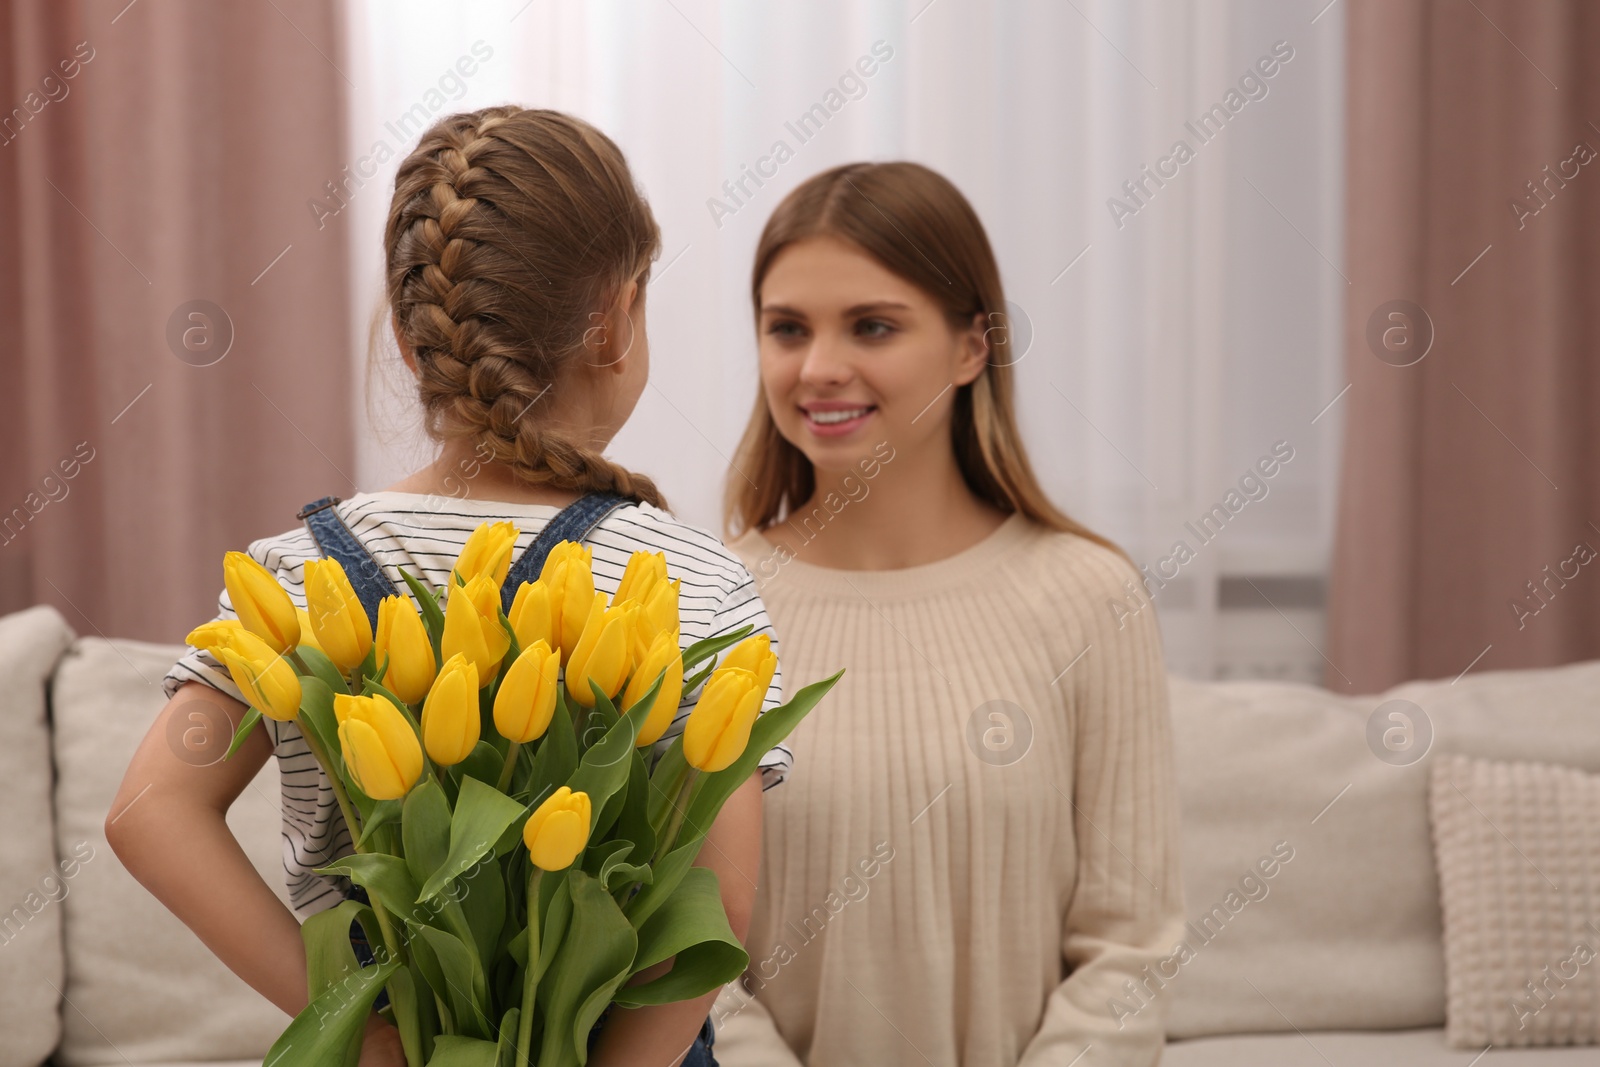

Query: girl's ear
<box><xmin>953</xmin><ymin>310</ymin><xmax>989</xmax><ymax>387</ymax></box>
<box><xmin>585</xmin><ymin>277</ymin><xmax>642</xmax><ymax>373</ymax></box>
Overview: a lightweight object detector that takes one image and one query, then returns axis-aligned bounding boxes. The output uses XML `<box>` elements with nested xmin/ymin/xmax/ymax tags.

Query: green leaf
<box><xmin>354</xmin><ymin>798</ymin><xmax>404</xmax><ymax>850</ymax></box>
<box><xmin>301</xmin><ymin>898</ymin><xmax>370</xmax><ymax>1000</ymax></box>
<box><xmin>453</xmin><ymin>739</ymin><xmax>505</xmax><ymax>791</ymax></box>
<box><xmin>418</xmin><ymin>776</ymin><xmax>531</xmax><ymax>904</ymax></box>
<box><xmin>612</xmin><ymin>747</ymin><xmax>657</xmax><ymax>866</ymax></box>
<box><xmin>314</xmin><ymin>852</ymin><xmax>436</xmax><ymax>931</ymax></box>
<box><xmin>223</xmin><ymin>706</ymin><xmax>262</xmax><ymax>761</ymax></box>
<box><xmin>388</xmin><ymin>963</ymin><xmax>438</xmax><ymax>1067</ymax></box>
<box><xmin>645</xmin><ymin>739</ymin><xmax>688</xmax><ymax>831</ymax></box>
<box><xmin>457</xmin><ymin>852</ymin><xmax>507</xmax><ymax>972</ymax></box>
<box><xmin>526</xmin><ymin>698</ymin><xmax>577</xmax><ymax>804</ymax></box>
<box><xmin>680</xmin><ymin>622</ymin><xmax>754</xmax><ymax>674</ymax></box>
<box><xmin>536</xmin><ymin>871</ymin><xmax>638</xmax><ymax>1067</ymax></box>
<box><xmin>597</xmin><ymin>841</ymin><xmax>653</xmax><ymax>896</ymax></box>
<box><xmin>263</xmin><ymin>953</ymin><xmax>401</xmax><ymax>1067</ymax></box>
<box><xmin>297</xmin><ymin>644</ymin><xmax>353</xmax><ymax>695</ymax></box>
<box><xmin>398</xmin><ymin>566</ymin><xmax>446</xmax><ymax>664</ymax></box>
<box><xmin>682</xmin><ymin>670</ymin><xmax>844</xmax><ymax>849</ymax></box>
<box><xmin>537</xmin><ymin>868</ymin><xmax>571</xmax><ymax>983</ymax></box>
<box><xmin>402</xmin><ymin>777</ymin><xmax>454</xmax><ymax>890</ymax></box>
<box><xmin>494</xmin><ymin>1007</ymin><xmax>520</xmax><ymax>1067</ymax></box>
<box><xmin>611</xmin><ymin>866</ymin><xmax>749</xmax><ymax>1007</ymax></box>
<box><xmin>427</xmin><ymin>1034</ymin><xmax>500</xmax><ymax>1066</ymax></box>
<box><xmin>566</xmin><ymin>677</ymin><xmax>660</xmax><ymax>835</ymax></box>
<box><xmin>622</xmin><ymin>838</ymin><xmax>700</xmax><ymax>930</ymax></box>
<box><xmin>416</xmin><ymin>926</ymin><xmax>493</xmax><ymax>1040</ymax></box>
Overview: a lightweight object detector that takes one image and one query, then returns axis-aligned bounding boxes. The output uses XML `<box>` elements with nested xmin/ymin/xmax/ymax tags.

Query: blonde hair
<box><xmin>725</xmin><ymin>161</ymin><xmax>1123</xmax><ymax>558</ymax></box>
<box><xmin>377</xmin><ymin>106</ymin><xmax>667</xmax><ymax>508</ymax></box>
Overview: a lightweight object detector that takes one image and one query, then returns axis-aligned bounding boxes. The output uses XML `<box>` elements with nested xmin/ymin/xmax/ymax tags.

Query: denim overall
<box><xmin>295</xmin><ymin>491</ymin><xmax>717</xmax><ymax>1065</ymax></box>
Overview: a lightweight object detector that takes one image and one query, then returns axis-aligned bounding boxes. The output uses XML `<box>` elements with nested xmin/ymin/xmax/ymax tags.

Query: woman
<box><xmin>711</xmin><ymin>162</ymin><xmax>1187</xmax><ymax>1067</ymax></box>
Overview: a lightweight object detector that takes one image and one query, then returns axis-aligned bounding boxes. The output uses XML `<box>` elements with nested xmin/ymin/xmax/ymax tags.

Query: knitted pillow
<box><xmin>1429</xmin><ymin>753</ymin><xmax>1600</xmax><ymax>1048</ymax></box>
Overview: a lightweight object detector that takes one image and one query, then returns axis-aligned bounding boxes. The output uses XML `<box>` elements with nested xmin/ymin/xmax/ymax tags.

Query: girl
<box><xmin>107</xmin><ymin>106</ymin><xmax>784</xmax><ymax>1067</ymax></box>
<box><xmin>711</xmin><ymin>162</ymin><xmax>1187</xmax><ymax>1066</ymax></box>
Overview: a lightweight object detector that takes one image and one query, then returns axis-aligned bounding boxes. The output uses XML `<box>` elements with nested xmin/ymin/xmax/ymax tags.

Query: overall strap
<box><xmin>297</xmin><ymin>492</ymin><xmax>633</xmax><ymax>626</ymax></box>
<box><xmin>500</xmin><ymin>492</ymin><xmax>632</xmax><ymax>614</ymax></box>
<box><xmin>296</xmin><ymin>496</ymin><xmax>398</xmax><ymax>631</ymax></box>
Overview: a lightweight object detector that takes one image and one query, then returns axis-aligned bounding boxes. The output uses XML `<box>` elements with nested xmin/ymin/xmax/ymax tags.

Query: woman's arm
<box><xmin>588</xmin><ymin>774</ymin><xmax>764</xmax><ymax>1067</ymax></box>
<box><xmin>1016</xmin><ymin>556</ymin><xmax>1189</xmax><ymax>1067</ymax></box>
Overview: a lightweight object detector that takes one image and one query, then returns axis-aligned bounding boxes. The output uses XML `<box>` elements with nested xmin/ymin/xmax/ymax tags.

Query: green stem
<box><xmin>517</xmin><ymin>866</ymin><xmax>545</xmax><ymax>1067</ymax></box>
<box><xmin>496</xmin><ymin>740</ymin><xmax>523</xmax><ymax>794</ymax></box>
<box><xmin>652</xmin><ymin>770</ymin><xmax>698</xmax><ymax>866</ymax></box>
<box><xmin>296</xmin><ymin>714</ymin><xmax>363</xmax><ymax>847</ymax></box>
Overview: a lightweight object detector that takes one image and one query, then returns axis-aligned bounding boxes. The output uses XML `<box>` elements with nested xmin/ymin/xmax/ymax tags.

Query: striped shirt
<box><xmin>160</xmin><ymin>490</ymin><xmax>790</xmax><ymax>921</ymax></box>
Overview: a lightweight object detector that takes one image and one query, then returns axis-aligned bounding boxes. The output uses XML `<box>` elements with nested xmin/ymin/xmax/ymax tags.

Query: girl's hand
<box><xmin>360</xmin><ymin>1013</ymin><xmax>407</xmax><ymax>1066</ymax></box>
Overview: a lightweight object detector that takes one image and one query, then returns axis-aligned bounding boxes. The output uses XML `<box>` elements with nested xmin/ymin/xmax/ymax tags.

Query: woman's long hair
<box><xmin>725</xmin><ymin>161</ymin><xmax>1122</xmax><ymax>557</ymax></box>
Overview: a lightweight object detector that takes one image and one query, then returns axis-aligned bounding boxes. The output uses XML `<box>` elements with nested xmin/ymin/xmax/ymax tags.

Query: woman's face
<box><xmin>757</xmin><ymin>234</ymin><xmax>987</xmax><ymax>477</ymax></box>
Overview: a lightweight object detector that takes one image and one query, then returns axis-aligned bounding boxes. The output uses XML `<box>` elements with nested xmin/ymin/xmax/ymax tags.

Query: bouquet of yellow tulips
<box><xmin>188</xmin><ymin>523</ymin><xmax>840</xmax><ymax>1067</ymax></box>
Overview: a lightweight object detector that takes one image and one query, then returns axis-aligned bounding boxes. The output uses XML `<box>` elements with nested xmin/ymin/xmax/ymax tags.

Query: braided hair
<box><xmin>383</xmin><ymin>106</ymin><xmax>667</xmax><ymax>509</ymax></box>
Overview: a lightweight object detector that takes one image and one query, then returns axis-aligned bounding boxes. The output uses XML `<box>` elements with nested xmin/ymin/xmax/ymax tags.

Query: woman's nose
<box><xmin>797</xmin><ymin>333</ymin><xmax>853</xmax><ymax>387</ymax></box>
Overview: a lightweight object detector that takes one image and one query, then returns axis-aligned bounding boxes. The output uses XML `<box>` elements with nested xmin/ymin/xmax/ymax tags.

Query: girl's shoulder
<box><xmin>587</xmin><ymin>500</ymin><xmax>757</xmax><ymax>599</ymax></box>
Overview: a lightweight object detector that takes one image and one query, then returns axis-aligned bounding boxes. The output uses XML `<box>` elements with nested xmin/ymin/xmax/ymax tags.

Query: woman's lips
<box><xmin>800</xmin><ymin>404</ymin><xmax>875</xmax><ymax>437</ymax></box>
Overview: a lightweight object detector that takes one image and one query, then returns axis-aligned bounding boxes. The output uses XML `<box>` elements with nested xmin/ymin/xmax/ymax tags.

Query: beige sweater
<box><xmin>713</xmin><ymin>513</ymin><xmax>1187</xmax><ymax>1067</ymax></box>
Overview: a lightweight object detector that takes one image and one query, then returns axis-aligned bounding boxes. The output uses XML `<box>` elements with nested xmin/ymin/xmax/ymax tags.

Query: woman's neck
<box><xmin>760</xmin><ymin>442</ymin><xmax>1010</xmax><ymax>571</ymax></box>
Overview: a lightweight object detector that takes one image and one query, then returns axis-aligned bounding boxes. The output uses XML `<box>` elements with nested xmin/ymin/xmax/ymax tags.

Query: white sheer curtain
<box><xmin>342</xmin><ymin>0</ymin><xmax>1346</xmax><ymax>681</ymax></box>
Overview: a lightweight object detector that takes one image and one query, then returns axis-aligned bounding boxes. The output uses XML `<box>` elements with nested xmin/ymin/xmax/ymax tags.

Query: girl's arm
<box><xmin>108</xmin><ymin>681</ymin><xmax>405</xmax><ymax>1062</ymax></box>
<box><xmin>105</xmin><ymin>681</ymin><xmax>310</xmax><ymax>1016</ymax></box>
<box><xmin>588</xmin><ymin>774</ymin><xmax>764</xmax><ymax>1067</ymax></box>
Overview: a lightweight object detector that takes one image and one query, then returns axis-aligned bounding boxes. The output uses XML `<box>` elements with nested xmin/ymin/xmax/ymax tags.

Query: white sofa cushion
<box><xmin>51</xmin><ymin>636</ymin><xmax>291</xmax><ymax>1065</ymax></box>
<box><xmin>0</xmin><ymin>605</ymin><xmax>77</xmax><ymax>1067</ymax></box>
<box><xmin>1164</xmin><ymin>659</ymin><xmax>1600</xmax><ymax>1039</ymax></box>
<box><xmin>1163</xmin><ymin>1026</ymin><xmax>1600</xmax><ymax>1065</ymax></box>
<box><xmin>1430</xmin><ymin>753</ymin><xmax>1600</xmax><ymax>1048</ymax></box>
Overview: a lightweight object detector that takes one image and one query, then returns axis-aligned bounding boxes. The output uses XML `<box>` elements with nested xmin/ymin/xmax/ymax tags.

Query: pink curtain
<box><xmin>1328</xmin><ymin>0</ymin><xmax>1600</xmax><ymax>692</ymax></box>
<box><xmin>0</xmin><ymin>0</ymin><xmax>354</xmax><ymax>644</ymax></box>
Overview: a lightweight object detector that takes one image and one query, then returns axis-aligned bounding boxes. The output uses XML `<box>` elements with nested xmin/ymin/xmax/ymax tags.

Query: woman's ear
<box><xmin>953</xmin><ymin>310</ymin><xmax>989</xmax><ymax>387</ymax></box>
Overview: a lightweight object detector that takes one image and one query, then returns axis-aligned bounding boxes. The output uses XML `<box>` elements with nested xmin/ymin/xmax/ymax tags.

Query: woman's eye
<box><xmin>856</xmin><ymin>319</ymin><xmax>894</xmax><ymax>338</ymax></box>
<box><xmin>767</xmin><ymin>320</ymin><xmax>805</xmax><ymax>339</ymax></box>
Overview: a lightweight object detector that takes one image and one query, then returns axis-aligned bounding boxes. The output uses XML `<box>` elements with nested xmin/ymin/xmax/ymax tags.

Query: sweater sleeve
<box><xmin>1017</xmin><ymin>549</ymin><xmax>1188</xmax><ymax>1067</ymax></box>
<box><xmin>711</xmin><ymin>980</ymin><xmax>806</xmax><ymax>1067</ymax></box>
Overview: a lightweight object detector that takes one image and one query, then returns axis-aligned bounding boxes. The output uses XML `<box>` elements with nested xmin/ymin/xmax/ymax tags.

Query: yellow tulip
<box><xmin>453</xmin><ymin>520</ymin><xmax>519</xmax><ymax>589</ymax></box>
<box><xmin>720</xmin><ymin>633</ymin><xmax>777</xmax><ymax>697</ymax></box>
<box><xmin>522</xmin><ymin>786</ymin><xmax>592</xmax><ymax>871</ymax></box>
<box><xmin>295</xmin><ymin>608</ymin><xmax>325</xmax><ymax>654</ymax></box>
<box><xmin>613</xmin><ymin>550</ymin><xmax>667</xmax><ymax>606</ymax></box>
<box><xmin>538</xmin><ymin>541</ymin><xmax>594</xmax><ymax>658</ymax></box>
<box><xmin>334</xmin><ymin>693</ymin><xmax>423</xmax><ymax>800</ymax></box>
<box><xmin>420</xmin><ymin>653</ymin><xmax>480</xmax><ymax>766</ymax></box>
<box><xmin>682</xmin><ymin>666</ymin><xmax>764</xmax><ymax>772</ymax></box>
<box><xmin>507</xmin><ymin>578</ymin><xmax>556</xmax><ymax>653</ymax></box>
<box><xmin>304</xmin><ymin>558</ymin><xmax>373</xmax><ymax>672</ymax></box>
<box><xmin>565</xmin><ymin>593</ymin><xmax>636</xmax><ymax>707</ymax></box>
<box><xmin>186</xmin><ymin>618</ymin><xmax>261</xmax><ymax>658</ymax></box>
<box><xmin>223</xmin><ymin>551</ymin><xmax>299</xmax><ymax>654</ymax></box>
<box><xmin>630</xmin><ymin>578</ymin><xmax>680</xmax><ymax>665</ymax></box>
<box><xmin>375</xmin><ymin>595</ymin><xmax>437</xmax><ymax>704</ymax></box>
<box><xmin>494</xmin><ymin>640</ymin><xmax>561</xmax><ymax>743</ymax></box>
<box><xmin>216</xmin><ymin>645</ymin><xmax>302</xmax><ymax>722</ymax></box>
<box><xmin>624</xmin><ymin>628</ymin><xmax>684</xmax><ymax>748</ymax></box>
<box><xmin>441</xmin><ymin>573</ymin><xmax>510</xmax><ymax>684</ymax></box>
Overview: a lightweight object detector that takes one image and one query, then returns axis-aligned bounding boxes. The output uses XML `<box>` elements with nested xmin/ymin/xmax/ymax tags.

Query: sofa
<box><xmin>2</xmin><ymin>601</ymin><xmax>1596</xmax><ymax>1066</ymax></box>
